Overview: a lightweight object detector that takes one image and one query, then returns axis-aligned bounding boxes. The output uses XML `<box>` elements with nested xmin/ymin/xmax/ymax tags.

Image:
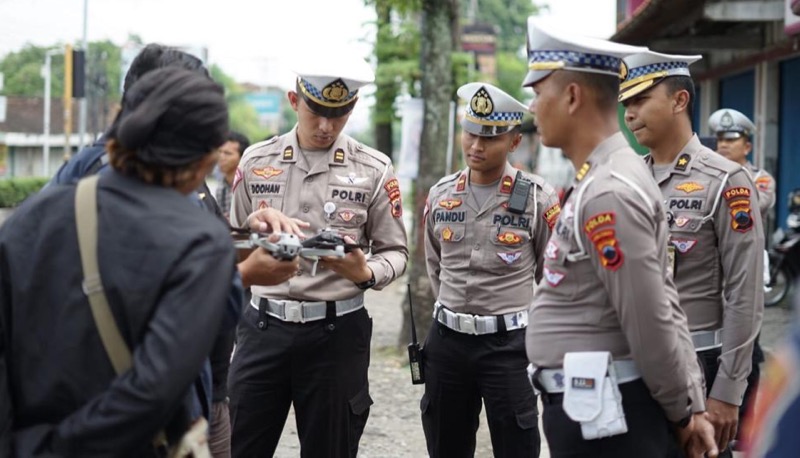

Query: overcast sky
<box><xmin>0</xmin><ymin>0</ymin><xmax>616</xmax><ymax>132</ymax></box>
<box><xmin>0</xmin><ymin>0</ymin><xmax>617</xmax><ymax>86</ymax></box>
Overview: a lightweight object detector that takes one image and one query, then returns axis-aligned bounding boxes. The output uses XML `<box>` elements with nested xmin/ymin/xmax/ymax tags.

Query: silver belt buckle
<box><xmin>284</xmin><ymin>302</ymin><xmax>305</xmax><ymax>323</ymax></box>
<box><xmin>459</xmin><ymin>314</ymin><xmax>477</xmax><ymax>335</ymax></box>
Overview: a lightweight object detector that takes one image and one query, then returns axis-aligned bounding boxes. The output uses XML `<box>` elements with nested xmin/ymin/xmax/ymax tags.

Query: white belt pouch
<box><xmin>562</xmin><ymin>351</ymin><xmax>628</xmax><ymax>440</ymax></box>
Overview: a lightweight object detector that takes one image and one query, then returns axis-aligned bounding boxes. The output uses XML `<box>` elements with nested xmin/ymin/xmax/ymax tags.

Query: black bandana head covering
<box><xmin>109</xmin><ymin>67</ymin><xmax>228</xmax><ymax>167</ymax></box>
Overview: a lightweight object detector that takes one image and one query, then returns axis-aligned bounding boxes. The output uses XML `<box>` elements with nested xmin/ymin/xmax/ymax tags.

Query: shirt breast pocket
<box><xmin>489</xmin><ymin>227</ymin><xmax>530</xmax><ymax>268</ymax></box>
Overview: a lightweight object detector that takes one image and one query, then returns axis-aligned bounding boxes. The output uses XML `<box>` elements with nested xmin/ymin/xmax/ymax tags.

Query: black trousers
<box><xmin>420</xmin><ymin>321</ymin><xmax>540</xmax><ymax>458</ymax></box>
<box><xmin>696</xmin><ymin>347</ymin><xmax>741</xmax><ymax>458</ymax></box>
<box><xmin>228</xmin><ymin>304</ymin><xmax>373</xmax><ymax>458</ymax></box>
<box><xmin>541</xmin><ymin>379</ymin><xmax>671</xmax><ymax>458</ymax></box>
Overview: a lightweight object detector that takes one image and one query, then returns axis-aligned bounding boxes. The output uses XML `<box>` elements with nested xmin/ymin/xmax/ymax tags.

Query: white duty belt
<box><xmin>691</xmin><ymin>329</ymin><xmax>723</xmax><ymax>352</ymax></box>
<box><xmin>251</xmin><ymin>294</ymin><xmax>364</xmax><ymax>323</ymax></box>
<box><xmin>530</xmin><ymin>360</ymin><xmax>642</xmax><ymax>394</ymax></box>
<box><xmin>434</xmin><ymin>301</ymin><xmax>528</xmax><ymax>335</ymax></box>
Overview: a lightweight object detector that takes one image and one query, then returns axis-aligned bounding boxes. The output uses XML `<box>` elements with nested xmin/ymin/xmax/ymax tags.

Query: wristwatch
<box><xmin>355</xmin><ymin>271</ymin><xmax>376</xmax><ymax>290</ymax></box>
<box><xmin>673</xmin><ymin>412</ymin><xmax>692</xmax><ymax>429</ymax></box>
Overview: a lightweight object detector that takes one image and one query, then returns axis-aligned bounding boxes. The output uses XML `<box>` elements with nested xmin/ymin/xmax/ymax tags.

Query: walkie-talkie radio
<box><xmin>406</xmin><ymin>284</ymin><xmax>425</xmax><ymax>385</ymax></box>
<box><xmin>507</xmin><ymin>170</ymin><xmax>531</xmax><ymax>215</ymax></box>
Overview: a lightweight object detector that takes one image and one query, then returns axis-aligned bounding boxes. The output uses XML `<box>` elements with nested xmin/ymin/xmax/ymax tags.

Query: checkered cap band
<box><xmin>300</xmin><ymin>78</ymin><xmax>358</xmax><ymax>104</ymax></box>
<box><xmin>626</xmin><ymin>62</ymin><xmax>690</xmax><ymax>80</ymax></box>
<box><xmin>528</xmin><ymin>50</ymin><xmax>621</xmax><ymax>73</ymax></box>
<box><xmin>466</xmin><ymin>108</ymin><xmax>523</xmax><ymax>124</ymax></box>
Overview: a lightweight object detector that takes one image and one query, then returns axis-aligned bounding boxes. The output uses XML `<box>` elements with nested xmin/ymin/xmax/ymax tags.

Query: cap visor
<box><xmin>618</xmin><ymin>79</ymin><xmax>659</xmax><ymax>102</ymax></box>
<box><xmin>460</xmin><ymin>118</ymin><xmax>513</xmax><ymax>137</ymax></box>
<box><xmin>522</xmin><ymin>69</ymin><xmax>554</xmax><ymax>87</ymax></box>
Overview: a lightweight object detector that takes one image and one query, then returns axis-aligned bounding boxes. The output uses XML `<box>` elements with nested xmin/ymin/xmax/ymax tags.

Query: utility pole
<box><xmin>64</xmin><ymin>44</ymin><xmax>73</xmax><ymax>163</ymax></box>
<box><xmin>42</xmin><ymin>49</ymin><xmax>63</xmax><ymax>177</ymax></box>
<box><xmin>78</xmin><ymin>0</ymin><xmax>89</xmax><ymax>150</ymax></box>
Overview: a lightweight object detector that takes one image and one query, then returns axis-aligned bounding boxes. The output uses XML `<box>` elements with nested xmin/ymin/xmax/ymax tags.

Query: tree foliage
<box><xmin>0</xmin><ymin>41</ymin><xmax>121</xmax><ymax>100</ymax></box>
<box><xmin>460</xmin><ymin>0</ymin><xmax>538</xmax><ymax>53</ymax></box>
<box><xmin>210</xmin><ymin>64</ymin><xmax>273</xmax><ymax>142</ymax></box>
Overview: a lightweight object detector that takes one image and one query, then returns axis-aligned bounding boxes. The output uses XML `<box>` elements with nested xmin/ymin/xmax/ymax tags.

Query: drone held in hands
<box><xmin>232</xmin><ymin>228</ymin><xmax>371</xmax><ymax>276</ymax></box>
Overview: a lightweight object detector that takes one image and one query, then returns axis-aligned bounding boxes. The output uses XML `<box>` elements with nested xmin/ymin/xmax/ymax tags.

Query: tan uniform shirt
<box><xmin>647</xmin><ymin>135</ymin><xmax>764</xmax><ymax>406</ymax></box>
<box><xmin>229</xmin><ymin>126</ymin><xmax>409</xmax><ymax>301</ymax></box>
<box><xmin>424</xmin><ymin>162</ymin><xmax>560</xmax><ymax>315</ymax></box>
<box><xmin>745</xmin><ymin>161</ymin><xmax>776</xmax><ymax>225</ymax></box>
<box><xmin>527</xmin><ymin>132</ymin><xmax>705</xmax><ymax>421</ymax></box>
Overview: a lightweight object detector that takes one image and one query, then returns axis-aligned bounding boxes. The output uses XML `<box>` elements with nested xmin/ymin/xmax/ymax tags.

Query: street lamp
<box><xmin>41</xmin><ymin>49</ymin><xmax>63</xmax><ymax>177</ymax></box>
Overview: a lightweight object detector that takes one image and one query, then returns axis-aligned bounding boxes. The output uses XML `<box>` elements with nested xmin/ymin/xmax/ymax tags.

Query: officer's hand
<box><xmin>683</xmin><ymin>413</ymin><xmax>719</xmax><ymax>458</ymax></box>
<box><xmin>318</xmin><ymin>236</ymin><xmax>372</xmax><ymax>283</ymax></box>
<box><xmin>238</xmin><ymin>235</ymin><xmax>300</xmax><ymax>288</ymax></box>
<box><xmin>706</xmin><ymin>398</ymin><xmax>738</xmax><ymax>451</ymax></box>
<box><xmin>247</xmin><ymin>208</ymin><xmax>309</xmax><ymax>238</ymax></box>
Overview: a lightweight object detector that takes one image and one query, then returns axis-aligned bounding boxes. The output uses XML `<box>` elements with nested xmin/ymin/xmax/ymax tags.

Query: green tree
<box><xmin>210</xmin><ymin>64</ymin><xmax>273</xmax><ymax>142</ymax></box>
<box><xmin>461</xmin><ymin>0</ymin><xmax>537</xmax><ymax>53</ymax></box>
<box><xmin>0</xmin><ymin>45</ymin><xmax>65</xmax><ymax>97</ymax></box>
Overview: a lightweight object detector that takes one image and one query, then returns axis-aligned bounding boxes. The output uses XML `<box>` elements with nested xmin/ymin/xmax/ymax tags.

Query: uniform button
<box><xmin>305</xmin><ymin>177</ymin><xmax>314</xmax><ymax>183</ymax></box>
<box><xmin>466</xmin><ymin>297</ymin><xmax>472</xmax><ymax>303</ymax></box>
<box><xmin>326</xmin><ymin>323</ymin><xmax>336</xmax><ymax>331</ymax></box>
<box><xmin>257</xmin><ymin>320</ymin><xmax>266</xmax><ymax>329</ymax></box>
<box><xmin>303</xmin><ymin>206</ymin><xmax>310</xmax><ymax>213</ymax></box>
<box><xmin>474</xmin><ymin>244</ymin><xmax>481</xmax><ymax>250</ymax></box>
<box><xmin>296</xmin><ymin>269</ymin><xmax>303</xmax><ymax>276</ymax></box>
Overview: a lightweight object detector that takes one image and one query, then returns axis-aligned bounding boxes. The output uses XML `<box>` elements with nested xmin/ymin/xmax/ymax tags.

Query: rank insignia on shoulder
<box><xmin>576</xmin><ymin>162</ymin><xmax>591</xmax><ymax>181</ymax></box>
<box><xmin>497</xmin><ymin>251</ymin><xmax>522</xmax><ymax>265</ymax></box>
<box><xmin>675</xmin><ymin>182</ymin><xmax>704</xmax><ymax>194</ymax></box>
<box><xmin>283</xmin><ymin>146</ymin><xmax>294</xmax><ymax>161</ymax></box>
<box><xmin>252</xmin><ymin>166</ymin><xmax>283</xmax><ymax>180</ymax></box>
<box><xmin>333</xmin><ymin>148</ymin><xmax>346</xmax><ymax>164</ymax></box>
<box><xmin>439</xmin><ymin>198</ymin><xmax>463</xmax><ymax>210</ymax></box>
<box><xmin>500</xmin><ymin>175</ymin><xmax>513</xmax><ymax>194</ymax></box>
<box><xmin>456</xmin><ymin>174</ymin><xmax>467</xmax><ymax>192</ymax></box>
<box><xmin>675</xmin><ymin>153</ymin><xmax>691</xmax><ymax>171</ymax></box>
<box><xmin>543</xmin><ymin>203</ymin><xmax>561</xmax><ymax>230</ymax></box>
<box><xmin>544</xmin><ymin>266</ymin><xmax>566</xmax><ymax>287</ymax></box>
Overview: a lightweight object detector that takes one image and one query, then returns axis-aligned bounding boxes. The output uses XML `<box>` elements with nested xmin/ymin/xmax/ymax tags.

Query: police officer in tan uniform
<box><xmin>524</xmin><ymin>20</ymin><xmax>716</xmax><ymax>458</ymax></box>
<box><xmin>422</xmin><ymin>83</ymin><xmax>559</xmax><ymax>457</ymax></box>
<box><xmin>708</xmin><ymin>108</ymin><xmax>775</xmax><ymax>227</ymax></box>
<box><xmin>708</xmin><ymin>107</ymin><xmax>774</xmax><ymax>442</ymax></box>
<box><xmin>621</xmin><ymin>50</ymin><xmax>764</xmax><ymax>457</ymax></box>
<box><xmin>227</xmin><ymin>56</ymin><xmax>409</xmax><ymax>457</ymax></box>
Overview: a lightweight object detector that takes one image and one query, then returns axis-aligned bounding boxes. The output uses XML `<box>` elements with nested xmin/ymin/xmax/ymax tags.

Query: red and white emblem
<box><xmin>497</xmin><ymin>252</ymin><xmax>522</xmax><ymax>265</ymax></box>
<box><xmin>543</xmin><ymin>267</ymin><xmax>565</xmax><ymax>287</ymax></box>
<box><xmin>545</xmin><ymin>240</ymin><xmax>559</xmax><ymax>260</ymax></box>
<box><xmin>671</xmin><ymin>239</ymin><xmax>697</xmax><ymax>254</ymax></box>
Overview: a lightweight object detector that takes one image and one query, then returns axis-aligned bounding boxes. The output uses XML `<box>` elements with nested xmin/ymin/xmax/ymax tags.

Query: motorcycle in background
<box><xmin>765</xmin><ymin>189</ymin><xmax>800</xmax><ymax>307</ymax></box>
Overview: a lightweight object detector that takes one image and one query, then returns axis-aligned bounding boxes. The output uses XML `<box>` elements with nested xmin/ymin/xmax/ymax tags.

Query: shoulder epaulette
<box><xmin>695</xmin><ymin>148</ymin><xmax>742</xmax><ymax>178</ymax></box>
<box><xmin>349</xmin><ymin>140</ymin><xmax>391</xmax><ymax>169</ymax></box>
